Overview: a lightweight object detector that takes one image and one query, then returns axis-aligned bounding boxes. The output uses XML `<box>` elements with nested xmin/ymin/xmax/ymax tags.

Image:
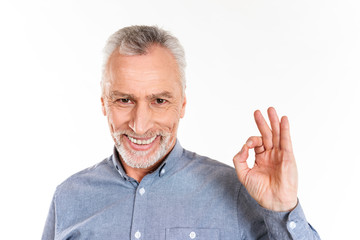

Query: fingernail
<box><xmin>246</xmin><ymin>140</ymin><xmax>252</xmax><ymax>147</ymax></box>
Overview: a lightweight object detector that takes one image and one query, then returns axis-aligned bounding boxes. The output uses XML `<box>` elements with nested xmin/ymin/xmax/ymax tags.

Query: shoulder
<box><xmin>54</xmin><ymin>157</ymin><xmax>117</xmax><ymax>197</ymax></box>
<box><xmin>181</xmin><ymin>148</ymin><xmax>241</xmax><ymax>187</ymax></box>
<box><xmin>183</xmin><ymin>148</ymin><xmax>235</xmax><ymax>171</ymax></box>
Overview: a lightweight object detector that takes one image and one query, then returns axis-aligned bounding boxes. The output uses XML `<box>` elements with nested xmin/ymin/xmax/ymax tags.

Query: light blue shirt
<box><xmin>42</xmin><ymin>140</ymin><xmax>320</xmax><ymax>239</ymax></box>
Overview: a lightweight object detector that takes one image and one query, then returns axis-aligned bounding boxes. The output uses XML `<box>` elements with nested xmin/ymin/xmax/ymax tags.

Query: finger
<box><xmin>246</xmin><ymin>136</ymin><xmax>265</xmax><ymax>154</ymax></box>
<box><xmin>280</xmin><ymin>116</ymin><xmax>293</xmax><ymax>152</ymax></box>
<box><xmin>233</xmin><ymin>144</ymin><xmax>250</xmax><ymax>184</ymax></box>
<box><xmin>267</xmin><ymin>107</ymin><xmax>281</xmax><ymax>148</ymax></box>
<box><xmin>255</xmin><ymin>145</ymin><xmax>266</xmax><ymax>154</ymax></box>
<box><xmin>245</xmin><ymin>136</ymin><xmax>263</xmax><ymax>148</ymax></box>
<box><xmin>254</xmin><ymin>110</ymin><xmax>273</xmax><ymax>150</ymax></box>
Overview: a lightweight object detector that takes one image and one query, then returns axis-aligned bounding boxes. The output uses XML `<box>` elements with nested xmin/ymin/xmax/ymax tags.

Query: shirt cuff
<box><xmin>261</xmin><ymin>200</ymin><xmax>320</xmax><ymax>240</ymax></box>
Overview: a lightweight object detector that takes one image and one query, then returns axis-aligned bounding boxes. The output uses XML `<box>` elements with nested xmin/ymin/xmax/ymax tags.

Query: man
<box><xmin>42</xmin><ymin>26</ymin><xmax>320</xmax><ymax>239</ymax></box>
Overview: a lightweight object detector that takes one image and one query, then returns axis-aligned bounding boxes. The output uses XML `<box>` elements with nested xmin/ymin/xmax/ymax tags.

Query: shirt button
<box><xmin>189</xmin><ymin>231</ymin><xmax>196</xmax><ymax>239</ymax></box>
<box><xmin>139</xmin><ymin>187</ymin><xmax>145</xmax><ymax>195</ymax></box>
<box><xmin>135</xmin><ymin>231</ymin><xmax>141</xmax><ymax>239</ymax></box>
<box><xmin>160</xmin><ymin>169</ymin><xmax>166</xmax><ymax>175</ymax></box>
<box><xmin>289</xmin><ymin>221</ymin><xmax>297</xmax><ymax>229</ymax></box>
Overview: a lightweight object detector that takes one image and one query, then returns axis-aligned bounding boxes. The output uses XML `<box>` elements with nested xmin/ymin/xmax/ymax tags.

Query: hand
<box><xmin>233</xmin><ymin>107</ymin><xmax>298</xmax><ymax>212</ymax></box>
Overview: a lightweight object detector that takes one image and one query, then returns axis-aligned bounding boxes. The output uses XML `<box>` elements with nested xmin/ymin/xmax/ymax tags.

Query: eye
<box><xmin>120</xmin><ymin>99</ymin><xmax>130</xmax><ymax>103</ymax></box>
<box><xmin>116</xmin><ymin>98</ymin><xmax>133</xmax><ymax>104</ymax></box>
<box><xmin>155</xmin><ymin>98</ymin><xmax>167</xmax><ymax>104</ymax></box>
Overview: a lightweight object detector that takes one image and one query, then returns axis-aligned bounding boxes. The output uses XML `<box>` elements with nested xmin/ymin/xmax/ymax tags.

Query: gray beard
<box><xmin>112</xmin><ymin>131</ymin><xmax>172</xmax><ymax>169</ymax></box>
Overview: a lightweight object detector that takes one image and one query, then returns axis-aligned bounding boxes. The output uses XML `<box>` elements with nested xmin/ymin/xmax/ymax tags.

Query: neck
<box><xmin>120</xmin><ymin>158</ymin><xmax>164</xmax><ymax>182</ymax></box>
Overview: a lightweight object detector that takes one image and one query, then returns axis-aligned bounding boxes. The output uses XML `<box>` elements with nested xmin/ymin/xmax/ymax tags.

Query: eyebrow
<box><xmin>147</xmin><ymin>91</ymin><xmax>174</xmax><ymax>100</ymax></box>
<box><xmin>109</xmin><ymin>91</ymin><xmax>135</xmax><ymax>100</ymax></box>
<box><xmin>108</xmin><ymin>90</ymin><xmax>174</xmax><ymax>100</ymax></box>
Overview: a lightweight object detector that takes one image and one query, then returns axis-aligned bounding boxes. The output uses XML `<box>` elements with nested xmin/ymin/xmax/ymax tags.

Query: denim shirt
<box><xmin>42</xmin><ymin>140</ymin><xmax>320</xmax><ymax>240</ymax></box>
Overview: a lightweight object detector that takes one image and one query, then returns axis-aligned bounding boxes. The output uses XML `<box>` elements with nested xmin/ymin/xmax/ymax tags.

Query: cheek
<box><xmin>106</xmin><ymin>108</ymin><xmax>130</xmax><ymax>131</ymax></box>
<box><xmin>154</xmin><ymin>107</ymin><xmax>182</xmax><ymax>132</ymax></box>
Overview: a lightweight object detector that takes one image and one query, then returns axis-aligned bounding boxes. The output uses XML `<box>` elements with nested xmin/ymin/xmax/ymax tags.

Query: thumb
<box><xmin>233</xmin><ymin>144</ymin><xmax>250</xmax><ymax>184</ymax></box>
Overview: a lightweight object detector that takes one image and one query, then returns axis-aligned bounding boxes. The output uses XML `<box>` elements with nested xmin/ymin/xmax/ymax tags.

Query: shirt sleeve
<box><xmin>237</xmin><ymin>185</ymin><xmax>321</xmax><ymax>240</ymax></box>
<box><xmin>261</xmin><ymin>200</ymin><xmax>321</xmax><ymax>240</ymax></box>
<box><xmin>41</xmin><ymin>194</ymin><xmax>56</xmax><ymax>240</ymax></box>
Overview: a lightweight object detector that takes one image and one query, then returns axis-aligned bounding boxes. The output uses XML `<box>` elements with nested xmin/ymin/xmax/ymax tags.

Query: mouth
<box><xmin>124</xmin><ymin>134</ymin><xmax>160</xmax><ymax>152</ymax></box>
<box><xmin>126</xmin><ymin>135</ymin><xmax>157</xmax><ymax>145</ymax></box>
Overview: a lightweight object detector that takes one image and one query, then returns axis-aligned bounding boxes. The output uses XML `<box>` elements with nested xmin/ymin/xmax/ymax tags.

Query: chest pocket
<box><xmin>165</xmin><ymin>228</ymin><xmax>220</xmax><ymax>240</ymax></box>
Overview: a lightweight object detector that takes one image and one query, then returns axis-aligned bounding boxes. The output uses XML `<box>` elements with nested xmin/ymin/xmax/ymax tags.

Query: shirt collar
<box><xmin>111</xmin><ymin>139</ymin><xmax>184</xmax><ymax>181</ymax></box>
<box><xmin>112</xmin><ymin>147</ymin><xmax>128</xmax><ymax>180</ymax></box>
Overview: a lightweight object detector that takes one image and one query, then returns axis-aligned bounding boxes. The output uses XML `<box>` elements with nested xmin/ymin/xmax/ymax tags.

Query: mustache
<box><xmin>112</xmin><ymin>130</ymin><xmax>170</xmax><ymax>139</ymax></box>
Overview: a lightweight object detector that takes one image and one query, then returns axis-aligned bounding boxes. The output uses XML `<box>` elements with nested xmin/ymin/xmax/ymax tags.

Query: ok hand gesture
<box><xmin>233</xmin><ymin>107</ymin><xmax>298</xmax><ymax>212</ymax></box>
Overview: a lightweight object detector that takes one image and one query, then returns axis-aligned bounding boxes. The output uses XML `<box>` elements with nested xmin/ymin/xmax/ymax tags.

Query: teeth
<box><xmin>128</xmin><ymin>135</ymin><xmax>157</xmax><ymax>145</ymax></box>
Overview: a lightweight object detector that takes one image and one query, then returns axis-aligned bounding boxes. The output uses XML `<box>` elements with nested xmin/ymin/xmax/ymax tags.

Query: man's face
<box><xmin>101</xmin><ymin>45</ymin><xmax>186</xmax><ymax>169</ymax></box>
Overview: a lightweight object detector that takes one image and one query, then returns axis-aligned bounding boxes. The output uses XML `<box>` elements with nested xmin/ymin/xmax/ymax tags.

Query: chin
<box><xmin>115</xmin><ymin>133</ymin><xmax>174</xmax><ymax>169</ymax></box>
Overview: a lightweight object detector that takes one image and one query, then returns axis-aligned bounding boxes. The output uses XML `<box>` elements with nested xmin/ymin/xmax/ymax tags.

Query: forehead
<box><xmin>105</xmin><ymin>45</ymin><xmax>182</xmax><ymax>95</ymax></box>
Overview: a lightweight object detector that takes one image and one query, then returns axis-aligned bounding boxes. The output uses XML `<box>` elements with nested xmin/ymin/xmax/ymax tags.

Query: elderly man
<box><xmin>42</xmin><ymin>26</ymin><xmax>320</xmax><ymax>240</ymax></box>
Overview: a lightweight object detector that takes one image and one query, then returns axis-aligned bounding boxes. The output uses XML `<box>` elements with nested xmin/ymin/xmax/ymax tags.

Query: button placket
<box><xmin>131</xmin><ymin>181</ymin><xmax>151</xmax><ymax>240</ymax></box>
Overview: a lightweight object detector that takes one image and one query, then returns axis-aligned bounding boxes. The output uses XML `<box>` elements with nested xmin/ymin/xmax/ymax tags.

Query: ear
<box><xmin>101</xmin><ymin>96</ymin><xmax>107</xmax><ymax>116</ymax></box>
<box><xmin>180</xmin><ymin>94</ymin><xmax>187</xmax><ymax>118</ymax></box>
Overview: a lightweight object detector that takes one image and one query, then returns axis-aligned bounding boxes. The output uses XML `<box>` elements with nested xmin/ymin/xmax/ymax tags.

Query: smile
<box><xmin>127</xmin><ymin>135</ymin><xmax>157</xmax><ymax>145</ymax></box>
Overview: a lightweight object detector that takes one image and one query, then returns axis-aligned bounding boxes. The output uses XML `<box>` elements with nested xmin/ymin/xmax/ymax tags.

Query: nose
<box><xmin>129</xmin><ymin>102</ymin><xmax>153</xmax><ymax>135</ymax></box>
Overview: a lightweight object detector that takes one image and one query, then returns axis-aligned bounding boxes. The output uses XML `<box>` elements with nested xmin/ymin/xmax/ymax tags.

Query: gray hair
<box><xmin>101</xmin><ymin>25</ymin><xmax>186</xmax><ymax>96</ymax></box>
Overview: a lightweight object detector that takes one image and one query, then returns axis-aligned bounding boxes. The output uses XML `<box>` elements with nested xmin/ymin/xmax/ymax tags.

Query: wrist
<box><xmin>262</xmin><ymin>198</ymin><xmax>298</xmax><ymax>212</ymax></box>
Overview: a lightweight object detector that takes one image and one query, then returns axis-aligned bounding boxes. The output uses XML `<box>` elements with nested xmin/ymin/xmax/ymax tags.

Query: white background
<box><xmin>0</xmin><ymin>0</ymin><xmax>359</xmax><ymax>239</ymax></box>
